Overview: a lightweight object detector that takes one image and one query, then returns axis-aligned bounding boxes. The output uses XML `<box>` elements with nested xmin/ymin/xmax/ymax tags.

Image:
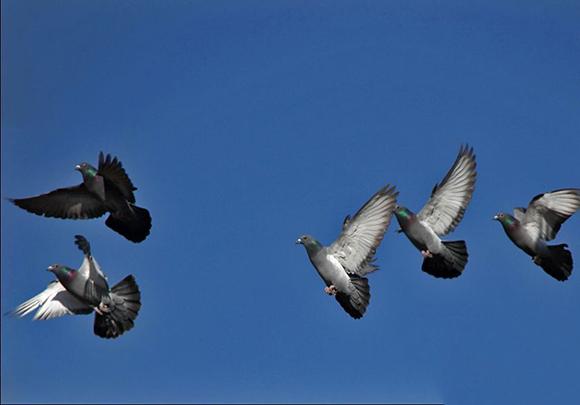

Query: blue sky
<box><xmin>2</xmin><ymin>1</ymin><xmax>579</xmax><ymax>403</ymax></box>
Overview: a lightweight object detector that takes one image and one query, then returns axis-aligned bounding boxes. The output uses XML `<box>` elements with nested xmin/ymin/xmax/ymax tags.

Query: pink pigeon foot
<box><xmin>324</xmin><ymin>285</ymin><xmax>337</xmax><ymax>296</ymax></box>
<box><xmin>421</xmin><ymin>250</ymin><xmax>433</xmax><ymax>258</ymax></box>
<box><xmin>97</xmin><ymin>302</ymin><xmax>111</xmax><ymax>314</ymax></box>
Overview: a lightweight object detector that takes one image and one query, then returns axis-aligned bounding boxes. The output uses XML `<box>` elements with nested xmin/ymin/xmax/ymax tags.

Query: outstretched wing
<box><xmin>417</xmin><ymin>144</ymin><xmax>477</xmax><ymax>236</ymax></box>
<box><xmin>98</xmin><ymin>152</ymin><xmax>137</xmax><ymax>203</ymax></box>
<box><xmin>11</xmin><ymin>185</ymin><xmax>107</xmax><ymax>219</ymax></box>
<box><xmin>11</xmin><ymin>281</ymin><xmax>93</xmax><ymax>320</ymax></box>
<box><xmin>522</xmin><ymin>188</ymin><xmax>580</xmax><ymax>241</ymax></box>
<box><xmin>329</xmin><ymin>185</ymin><xmax>398</xmax><ymax>276</ymax></box>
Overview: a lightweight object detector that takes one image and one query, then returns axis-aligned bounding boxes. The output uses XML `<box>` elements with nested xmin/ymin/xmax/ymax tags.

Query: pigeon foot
<box><xmin>97</xmin><ymin>302</ymin><xmax>111</xmax><ymax>314</ymax></box>
<box><xmin>324</xmin><ymin>285</ymin><xmax>337</xmax><ymax>296</ymax></box>
<box><xmin>421</xmin><ymin>250</ymin><xmax>433</xmax><ymax>258</ymax></box>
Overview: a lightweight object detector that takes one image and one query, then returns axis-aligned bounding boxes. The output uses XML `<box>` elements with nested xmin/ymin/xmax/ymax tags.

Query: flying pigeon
<box><xmin>10</xmin><ymin>152</ymin><xmax>152</xmax><ymax>243</ymax></box>
<box><xmin>10</xmin><ymin>235</ymin><xmax>141</xmax><ymax>339</ymax></box>
<box><xmin>296</xmin><ymin>184</ymin><xmax>398</xmax><ymax>319</ymax></box>
<box><xmin>494</xmin><ymin>188</ymin><xmax>580</xmax><ymax>281</ymax></box>
<box><xmin>393</xmin><ymin>145</ymin><xmax>477</xmax><ymax>279</ymax></box>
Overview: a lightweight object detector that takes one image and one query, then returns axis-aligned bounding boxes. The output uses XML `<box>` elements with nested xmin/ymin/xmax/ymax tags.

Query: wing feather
<box><xmin>11</xmin><ymin>185</ymin><xmax>107</xmax><ymax>219</ymax></box>
<box><xmin>12</xmin><ymin>281</ymin><xmax>92</xmax><ymax>320</ymax></box>
<box><xmin>98</xmin><ymin>152</ymin><xmax>137</xmax><ymax>203</ymax></box>
<box><xmin>522</xmin><ymin>188</ymin><xmax>580</xmax><ymax>241</ymax></box>
<box><xmin>329</xmin><ymin>185</ymin><xmax>398</xmax><ymax>275</ymax></box>
<box><xmin>417</xmin><ymin>144</ymin><xmax>477</xmax><ymax>236</ymax></box>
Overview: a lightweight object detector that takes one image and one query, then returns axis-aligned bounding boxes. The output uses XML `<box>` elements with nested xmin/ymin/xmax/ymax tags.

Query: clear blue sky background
<box><xmin>2</xmin><ymin>1</ymin><xmax>579</xmax><ymax>404</ymax></box>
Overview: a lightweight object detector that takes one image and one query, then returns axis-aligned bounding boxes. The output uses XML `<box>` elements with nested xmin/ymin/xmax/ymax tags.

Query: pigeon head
<box><xmin>47</xmin><ymin>264</ymin><xmax>77</xmax><ymax>283</ymax></box>
<box><xmin>47</xmin><ymin>264</ymin><xmax>62</xmax><ymax>273</ymax></box>
<box><xmin>75</xmin><ymin>162</ymin><xmax>98</xmax><ymax>178</ymax></box>
<box><xmin>493</xmin><ymin>212</ymin><xmax>517</xmax><ymax>227</ymax></box>
<box><xmin>296</xmin><ymin>234</ymin><xmax>323</xmax><ymax>254</ymax></box>
<box><xmin>394</xmin><ymin>205</ymin><xmax>414</xmax><ymax>221</ymax></box>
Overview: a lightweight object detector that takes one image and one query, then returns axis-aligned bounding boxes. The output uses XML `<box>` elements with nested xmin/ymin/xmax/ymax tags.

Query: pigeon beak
<box><xmin>46</xmin><ymin>265</ymin><xmax>54</xmax><ymax>272</ymax></box>
<box><xmin>296</xmin><ymin>238</ymin><xmax>303</xmax><ymax>245</ymax></box>
<box><xmin>493</xmin><ymin>215</ymin><xmax>499</xmax><ymax>221</ymax></box>
<box><xmin>74</xmin><ymin>164</ymin><xmax>81</xmax><ymax>171</ymax></box>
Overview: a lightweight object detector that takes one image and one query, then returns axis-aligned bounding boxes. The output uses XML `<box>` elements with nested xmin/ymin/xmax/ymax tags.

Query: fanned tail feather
<box><xmin>536</xmin><ymin>244</ymin><xmax>573</xmax><ymax>281</ymax></box>
<box><xmin>422</xmin><ymin>240</ymin><xmax>468</xmax><ymax>279</ymax></box>
<box><xmin>335</xmin><ymin>275</ymin><xmax>370</xmax><ymax>319</ymax></box>
<box><xmin>106</xmin><ymin>204</ymin><xmax>151</xmax><ymax>243</ymax></box>
<box><xmin>94</xmin><ymin>275</ymin><xmax>141</xmax><ymax>339</ymax></box>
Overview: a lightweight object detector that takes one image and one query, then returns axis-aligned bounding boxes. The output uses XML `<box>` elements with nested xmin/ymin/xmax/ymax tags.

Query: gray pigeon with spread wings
<box><xmin>494</xmin><ymin>188</ymin><xmax>580</xmax><ymax>281</ymax></box>
<box><xmin>296</xmin><ymin>184</ymin><xmax>398</xmax><ymax>319</ymax></box>
<box><xmin>10</xmin><ymin>235</ymin><xmax>141</xmax><ymax>339</ymax></box>
<box><xmin>10</xmin><ymin>152</ymin><xmax>151</xmax><ymax>243</ymax></box>
<box><xmin>393</xmin><ymin>145</ymin><xmax>477</xmax><ymax>278</ymax></box>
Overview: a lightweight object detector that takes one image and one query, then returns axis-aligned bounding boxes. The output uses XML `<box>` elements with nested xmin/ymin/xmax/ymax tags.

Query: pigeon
<box><xmin>494</xmin><ymin>188</ymin><xmax>580</xmax><ymax>281</ymax></box>
<box><xmin>10</xmin><ymin>152</ymin><xmax>152</xmax><ymax>243</ymax></box>
<box><xmin>10</xmin><ymin>235</ymin><xmax>141</xmax><ymax>339</ymax></box>
<box><xmin>393</xmin><ymin>144</ymin><xmax>477</xmax><ymax>278</ymax></box>
<box><xmin>296</xmin><ymin>184</ymin><xmax>398</xmax><ymax>319</ymax></box>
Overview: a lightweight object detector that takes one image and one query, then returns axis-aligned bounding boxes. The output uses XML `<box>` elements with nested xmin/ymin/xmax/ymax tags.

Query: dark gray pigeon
<box><xmin>10</xmin><ymin>235</ymin><xmax>141</xmax><ymax>339</ymax></box>
<box><xmin>10</xmin><ymin>152</ymin><xmax>151</xmax><ymax>243</ymax></box>
<box><xmin>393</xmin><ymin>145</ymin><xmax>477</xmax><ymax>278</ymax></box>
<box><xmin>494</xmin><ymin>188</ymin><xmax>580</xmax><ymax>281</ymax></box>
<box><xmin>296</xmin><ymin>184</ymin><xmax>398</xmax><ymax>319</ymax></box>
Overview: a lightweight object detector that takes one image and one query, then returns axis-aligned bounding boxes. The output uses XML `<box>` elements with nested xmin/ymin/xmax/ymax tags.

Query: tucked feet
<box><xmin>532</xmin><ymin>256</ymin><xmax>541</xmax><ymax>265</ymax></box>
<box><xmin>324</xmin><ymin>285</ymin><xmax>337</xmax><ymax>296</ymax></box>
<box><xmin>97</xmin><ymin>302</ymin><xmax>111</xmax><ymax>314</ymax></box>
<box><xmin>421</xmin><ymin>250</ymin><xmax>433</xmax><ymax>258</ymax></box>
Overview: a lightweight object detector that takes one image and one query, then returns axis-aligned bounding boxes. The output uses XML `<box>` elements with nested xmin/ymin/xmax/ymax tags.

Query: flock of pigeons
<box><xmin>296</xmin><ymin>145</ymin><xmax>580</xmax><ymax>319</ymax></box>
<box><xmin>9</xmin><ymin>153</ymin><xmax>151</xmax><ymax>338</ymax></box>
<box><xmin>6</xmin><ymin>147</ymin><xmax>580</xmax><ymax>337</ymax></box>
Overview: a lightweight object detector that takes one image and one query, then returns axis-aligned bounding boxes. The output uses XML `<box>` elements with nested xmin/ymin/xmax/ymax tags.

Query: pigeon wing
<box><xmin>513</xmin><ymin>207</ymin><xmax>527</xmax><ymax>222</ymax></box>
<box><xmin>11</xmin><ymin>184</ymin><xmax>107</xmax><ymax>219</ymax></box>
<box><xmin>418</xmin><ymin>145</ymin><xmax>477</xmax><ymax>236</ymax></box>
<box><xmin>75</xmin><ymin>235</ymin><xmax>109</xmax><ymax>291</ymax></box>
<box><xmin>75</xmin><ymin>235</ymin><xmax>109</xmax><ymax>280</ymax></box>
<box><xmin>12</xmin><ymin>281</ymin><xmax>92</xmax><ymax>320</ymax></box>
<box><xmin>98</xmin><ymin>152</ymin><xmax>137</xmax><ymax>203</ymax></box>
<box><xmin>522</xmin><ymin>188</ymin><xmax>580</xmax><ymax>241</ymax></box>
<box><xmin>329</xmin><ymin>185</ymin><xmax>398</xmax><ymax>276</ymax></box>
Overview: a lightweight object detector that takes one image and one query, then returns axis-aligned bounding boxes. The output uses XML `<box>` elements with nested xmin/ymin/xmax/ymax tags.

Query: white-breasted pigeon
<box><xmin>393</xmin><ymin>144</ymin><xmax>477</xmax><ymax>278</ymax></box>
<box><xmin>296</xmin><ymin>184</ymin><xmax>398</xmax><ymax>319</ymax></box>
<box><xmin>494</xmin><ymin>188</ymin><xmax>580</xmax><ymax>281</ymax></box>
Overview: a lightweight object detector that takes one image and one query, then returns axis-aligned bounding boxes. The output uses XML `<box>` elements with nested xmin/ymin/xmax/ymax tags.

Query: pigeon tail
<box><xmin>335</xmin><ymin>275</ymin><xmax>370</xmax><ymax>319</ymax></box>
<box><xmin>422</xmin><ymin>240</ymin><xmax>468</xmax><ymax>279</ymax></box>
<box><xmin>536</xmin><ymin>244</ymin><xmax>573</xmax><ymax>281</ymax></box>
<box><xmin>105</xmin><ymin>204</ymin><xmax>152</xmax><ymax>243</ymax></box>
<box><xmin>94</xmin><ymin>275</ymin><xmax>141</xmax><ymax>339</ymax></box>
